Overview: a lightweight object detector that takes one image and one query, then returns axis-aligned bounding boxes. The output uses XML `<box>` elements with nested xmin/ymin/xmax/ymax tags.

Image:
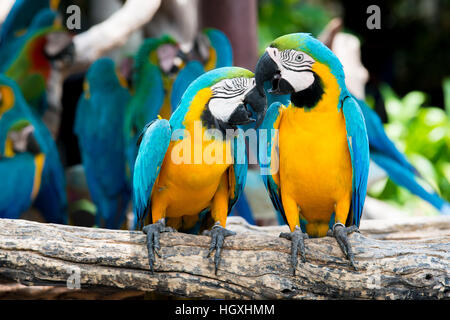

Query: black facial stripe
<box><xmin>212</xmin><ymin>87</ymin><xmax>246</xmax><ymax>97</ymax></box>
<box><xmin>210</xmin><ymin>91</ymin><xmax>245</xmax><ymax>100</ymax></box>
<box><xmin>283</xmin><ymin>59</ymin><xmax>312</xmax><ymax>67</ymax></box>
<box><xmin>282</xmin><ymin>64</ymin><xmax>312</xmax><ymax>73</ymax></box>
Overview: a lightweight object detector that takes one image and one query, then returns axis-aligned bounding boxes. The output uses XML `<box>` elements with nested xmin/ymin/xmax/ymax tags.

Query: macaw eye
<box><xmin>295</xmin><ymin>54</ymin><xmax>304</xmax><ymax>62</ymax></box>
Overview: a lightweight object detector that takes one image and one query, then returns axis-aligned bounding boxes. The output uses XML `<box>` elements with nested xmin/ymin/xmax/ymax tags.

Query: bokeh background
<box><xmin>0</xmin><ymin>0</ymin><xmax>449</xmax><ymax>227</ymax></box>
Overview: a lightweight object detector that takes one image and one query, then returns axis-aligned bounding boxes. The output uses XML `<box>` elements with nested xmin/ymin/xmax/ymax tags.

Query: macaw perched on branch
<box><xmin>0</xmin><ymin>74</ymin><xmax>67</xmax><ymax>223</ymax></box>
<box><xmin>133</xmin><ymin>67</ymin><xmax>266</xmax><ymax>274</ymax></box>
<box><xmin>74</xmin><ymin>58</ymin><xmax>132</xmax><ymax>229</ymax></box>
<box><xmin>255</xmin><ymin>33</ymin><xmax>369</xmax><ymax>273</ymax></box>
<box><xmin>356</xmin><ymin>97</ymin><xmax>450</xmax><ymax>214</ymax></box>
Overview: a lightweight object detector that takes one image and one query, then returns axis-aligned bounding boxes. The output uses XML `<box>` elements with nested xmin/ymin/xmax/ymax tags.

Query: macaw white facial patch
<box><xmin>266</xmin><ymin>47</ymin><xmax>316</xmax><ymax>92</ymax></box>
<box><xmin>208</xmin><ymin>77</ymin><xmax>256</xmax><ymax>122</ymax></box>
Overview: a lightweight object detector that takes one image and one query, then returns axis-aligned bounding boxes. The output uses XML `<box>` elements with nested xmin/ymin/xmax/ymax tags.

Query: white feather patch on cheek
<box><xmin>282</xmin><ymin>69</ymin><xmax>315</xmax><ymax>92</ymax></box>
<box><xmin>208</xmin><ymin>95</ymin><xmax>244</xmax><ymax>122</ymax></box>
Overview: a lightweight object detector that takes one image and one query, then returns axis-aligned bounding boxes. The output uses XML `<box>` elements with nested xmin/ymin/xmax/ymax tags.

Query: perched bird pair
<box><xmin>0</xmin><ymin>74</ymin><xmax>67</xmax><ymax>223</ymax></box>
<box><xmin>133</xmin><ymin>33</ymin><xmax>369</xmax><ymax>274</ymax></box>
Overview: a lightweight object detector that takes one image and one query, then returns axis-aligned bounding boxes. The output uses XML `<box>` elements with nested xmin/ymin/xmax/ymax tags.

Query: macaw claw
<box><xmin>280</xmin><ymin>226</ymin><xmax>309</xmax><ymax>275</ymax></box>
<box><xmin>204</xmin><ymin>223</ymin><xmax>236</xmax><ymax>275</ymax></box>
<box><xmin>142</xmin><ymin>218</ymin><xmax>176</xmax><ymax>274</ymax></box>
<box><xmin>327</xmin><ymin>223</ymin><xmax>359</xmax><ymax>270</ymax></box>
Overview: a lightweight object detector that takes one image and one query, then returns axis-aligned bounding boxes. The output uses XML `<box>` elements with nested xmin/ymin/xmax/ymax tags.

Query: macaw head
<box><xmin>0</xmin><ymin>75</ymin><xmax>40</xmax><ymax>157</ymax></box>
<box><xmin>179</xmin><ymin>67</ymin><xmax>267</xmax><ymax>130</ymax></box>
<box><xmin>255</xmin><ymin>33</ymin><xmax>346</xmax><ymax>107</ymax></box>
<box><xmin>189</xmin><ymin>28</ymin><xmax>233</xmax><ymax>70</ymax></box>
<box><xmin>83</xmin><ymin>58</ymin><xmax>128</xmax><ymax>97</ymax></box>
<box><xmin>2</xmin><ymin>120</ymin><xmax>41</xmax><ymax>158</ymax></box>
<box><xmin>135</xmin><ymin>35</ymin><xmax>187</xmax><ymax>79</ymax></box>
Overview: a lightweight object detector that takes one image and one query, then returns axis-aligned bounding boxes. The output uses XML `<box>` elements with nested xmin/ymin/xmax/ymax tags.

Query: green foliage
<box><xmin>368</xmin><ymin>83</ymin><xmax>450</xmax><ymax>215</ymax></box>
<box><xmin>258</xmin><ymin>0</ymin><xmax>331</xmax><ymax>54</ymax></box>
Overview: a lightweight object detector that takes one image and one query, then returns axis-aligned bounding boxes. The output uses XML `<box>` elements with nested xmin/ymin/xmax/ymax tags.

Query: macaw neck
<box><xmin>290</xmin><ymin>62</ymin><xmax>342</xmax><ymax>113</ymax></box>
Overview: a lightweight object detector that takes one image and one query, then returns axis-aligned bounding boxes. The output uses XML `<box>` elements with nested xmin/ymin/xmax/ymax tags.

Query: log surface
<box><xmin>0</xmin><ymin>217</ymin><xmax>449</xmax><ymax>299</ymax></box>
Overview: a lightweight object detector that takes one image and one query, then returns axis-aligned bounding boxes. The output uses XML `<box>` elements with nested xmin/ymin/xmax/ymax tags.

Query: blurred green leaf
<box><xmin>377</xmin><ymin>84</ymin><xmax>450</xmax><ymax>214</ymax></box>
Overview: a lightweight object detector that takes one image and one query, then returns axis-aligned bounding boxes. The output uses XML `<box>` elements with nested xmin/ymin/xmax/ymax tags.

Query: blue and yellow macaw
<box><xmin>74</xmin><ymin>58</ymin><xmax>132</xmax><ymax>229</ymax></box>
<box><xmin>133</xmin><ymin>67</ymin><xmax>266</xmax><ymax>273</ymax></box>
<box><xmin>356</xmin><ymin>97</ymin><xmax>450</xmax><ymax>214</ymax></box>
<box><xmin>0</xmin><ymin>74</ymin><xmax>67</xmax><ymax>223</ymax></box>
<box><xmin>255</xmin><ymin>33</ymin><xmax>370</xmax><ymax>272</ymax></box>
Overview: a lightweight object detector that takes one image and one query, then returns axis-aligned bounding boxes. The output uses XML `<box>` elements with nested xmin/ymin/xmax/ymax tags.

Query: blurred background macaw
<box><xmin>0</xmin><ymin>74</ymin><xmax>67</xmax><ymax>223</ymax></box>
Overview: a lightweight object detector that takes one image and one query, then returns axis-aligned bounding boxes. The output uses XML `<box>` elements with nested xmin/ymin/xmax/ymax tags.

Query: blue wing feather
<box><xmin>125</xmin><ymin>63</ymin><xmax>165</xmax><ymax>178</ymax></box>
<box><xmin>133</xmin><ymin>119</ymin><xmax>172</xmax><ymax>227</ymax></box>
<box><xmin>371</xmin><ymin>152</ymin><xmax>449</xmax><ymax>212</ymax></box>
<box><xmin>228</xmin><ymin>131</ymin><xmax>248</xmax><ymax>212</ymax></box>
<box><xmin>258</xmin><ymin>102</ymin><xmax>287</xmax><ymax>224</ymax></box>
<box><xmin>342</xmin><ymin>96</ymin><xmax>370</xmax><ymax>227</ymax></box>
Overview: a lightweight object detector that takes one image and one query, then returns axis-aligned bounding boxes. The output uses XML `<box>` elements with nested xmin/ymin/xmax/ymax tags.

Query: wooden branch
<box><xmin>0</xmin><ymin>217</ymin><xmax>449</xmax><ymax>299</ymax></box>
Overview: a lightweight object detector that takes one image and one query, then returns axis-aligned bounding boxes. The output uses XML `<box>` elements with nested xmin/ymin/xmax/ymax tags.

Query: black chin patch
<box><xmin>201</xmin><ymin>105</ymin><xmax>234</xmax><ymax>136</ymax></box>
<box><xmin>228</xmin><ymin>104</ymin><xmax>254</xmax><ymax>126</ymax></box>
<box><xmin>290</xmin><ymin>72</ymin><xmax>324</xmax><ymax>109</ymax></box>
<box><xmin>278</xmin><ymin>78</ymin><xmax>295</xmax><ymax>95</ymax></box>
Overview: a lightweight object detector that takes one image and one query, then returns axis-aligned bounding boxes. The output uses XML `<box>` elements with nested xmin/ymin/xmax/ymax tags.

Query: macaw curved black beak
<box><xmin>26</xmin><ymin>131</ymin><xmax>41</xmax><ymax>155</ymax></box>
<box><xmin>244</xmin><ymin>86</ymin><xmax>267</xmax><ymax>128</ymax></box>
<box><xmin>255</xmin><ymin>51</ymin><xmax>294</xmax><ymax>96</ymax></box>
<box><xmin>227</xmin><ymin>103</ymin><xmax>254</xmax><ymax>126</ymax></box>
<box><xmin>226</xmin><ymin>86</ymin><xmax>267</xmax><ymax>129</ymax></box>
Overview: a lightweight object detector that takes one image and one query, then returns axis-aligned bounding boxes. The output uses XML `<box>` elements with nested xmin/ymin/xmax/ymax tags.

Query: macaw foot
<box><xmin>327</xmin><ymin>223</ymin><xmax>359</xmax><ymax>270</ymax></box>
<box><xmin>279</xmin><ymin>226</ymin><xmax>309</xmax><ymax>275</ymax></box>
<box><xmin>203</xmin><ymin>223</ymin><xmax>236</xmax><ymax>275</ymax></box>
<box><xmin>142</xmin><ymin>218</ymin><xmax>176</xmax><ymax>273</ymax></box>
